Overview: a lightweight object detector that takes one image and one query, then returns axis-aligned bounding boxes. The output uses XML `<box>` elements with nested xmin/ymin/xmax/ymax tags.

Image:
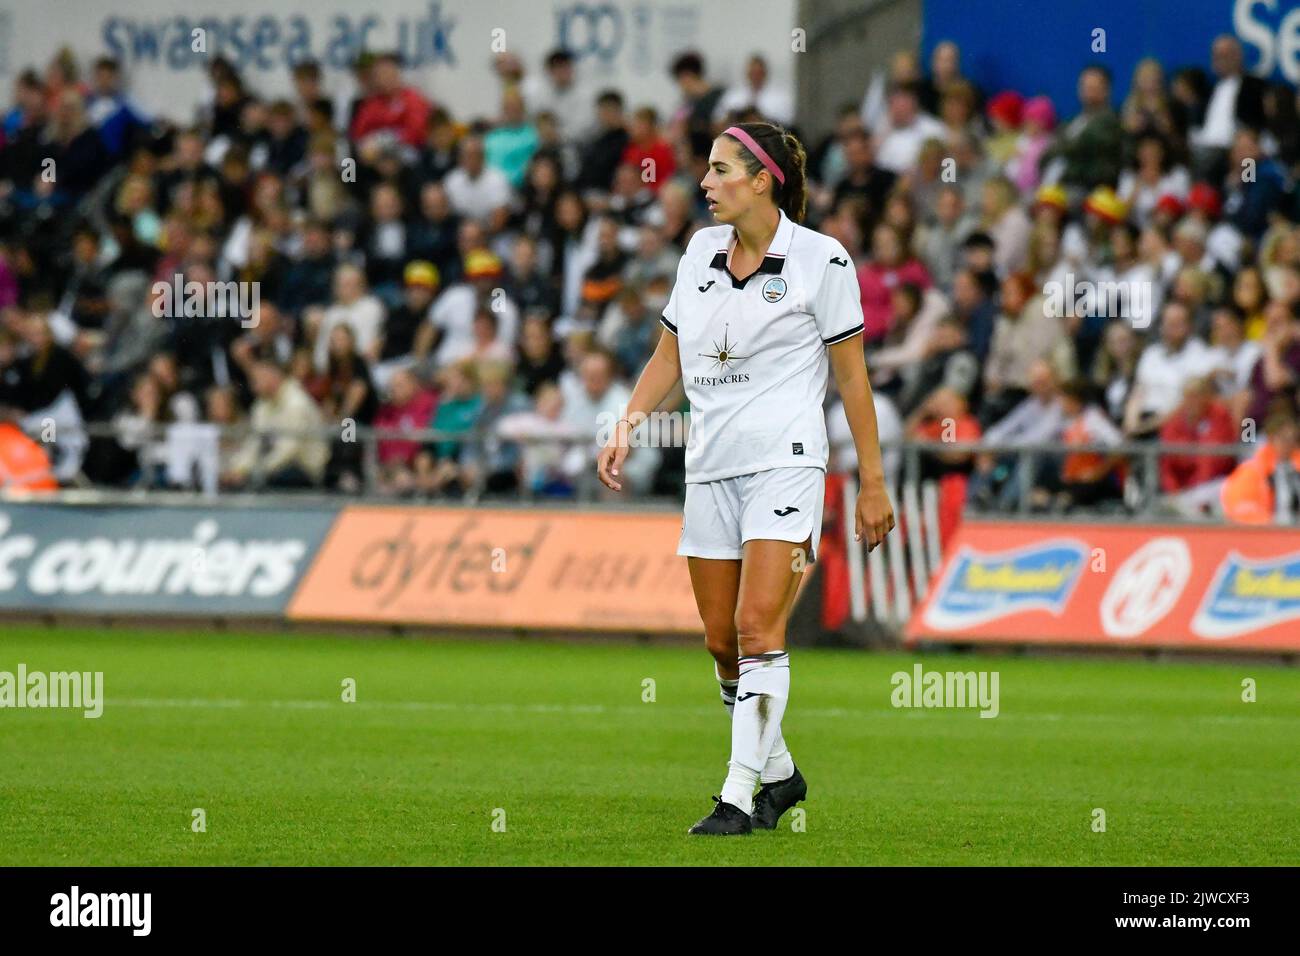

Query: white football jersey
<box><xmin>660</xmin><ymin>209</ymin><xmax>865</xmax><ymax>483</ymax></box>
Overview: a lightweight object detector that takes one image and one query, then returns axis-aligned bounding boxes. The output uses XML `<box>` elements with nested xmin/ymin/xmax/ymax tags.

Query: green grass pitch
<box><xmin>0</xmin><ymin>625</ymin><xmax>1296</xmax><ymax>866</ymax></box>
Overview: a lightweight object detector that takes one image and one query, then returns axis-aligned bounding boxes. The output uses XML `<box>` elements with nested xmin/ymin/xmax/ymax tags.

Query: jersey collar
<box><xmin>709</xmin><ymin>208</ymin><xmax>794</xmax><ymax>289</ymax></box>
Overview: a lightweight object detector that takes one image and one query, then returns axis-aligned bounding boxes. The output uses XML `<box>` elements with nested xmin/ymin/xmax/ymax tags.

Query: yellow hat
<box><xmin>404</xmin><ymin>260</ymin><xmax>440</xmax><ymax>288</ymax></box>
<box><xmin>1082</xmin><ymin>186</ymin><xmax>1128</xmax><ymax>225</ymax></box>
<box><xmin>464</xmin><ymin>249</ymin><xmax>504</xmax><ymax>279</ymax></box>
<box><xmin>1033</xmin><ymin>184</ymin><xmax>1068</xmax><ymax>213</ymax></box>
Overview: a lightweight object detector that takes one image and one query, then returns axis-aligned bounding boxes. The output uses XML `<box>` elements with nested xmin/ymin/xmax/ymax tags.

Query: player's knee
<box><xmin>734</xmin><ymin>607</ymin><xmax>782</xmax><ymax>655</ymax></box>
<box><xmin>702</xmin><ymin>623</ymin><xmax>737</xmax><ymax>664</ymax></box>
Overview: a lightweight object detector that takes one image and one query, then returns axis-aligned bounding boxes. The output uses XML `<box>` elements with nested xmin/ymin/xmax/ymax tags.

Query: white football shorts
<box><xmin>677</xmin><ymin>466</ymin><xmax>825</xmax><ymax>563</ymax></box>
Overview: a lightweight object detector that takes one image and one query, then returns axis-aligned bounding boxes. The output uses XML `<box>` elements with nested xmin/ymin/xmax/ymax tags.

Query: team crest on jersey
<box><xmin>761</xmin><ymin>276</ymin><xmax>787</xmax><ymax>303</ymax></box>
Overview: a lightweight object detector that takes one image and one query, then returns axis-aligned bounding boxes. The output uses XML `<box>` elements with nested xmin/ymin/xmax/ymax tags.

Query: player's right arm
<box><xmin>596</xmin><ymin>328</ymin><xmax>682</xmax><ymax>492</ymax></box>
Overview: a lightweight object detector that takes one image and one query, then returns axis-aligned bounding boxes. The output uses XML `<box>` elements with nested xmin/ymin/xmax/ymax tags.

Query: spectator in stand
<box><xmin>577</xmin><ymin>91</ymin><xmax>630</xmax><ymax>194</ymax></box>
<box><xmin>349</xmin><ymin>52</ymin><xmax>430</xmax><ymax>152</ymax></box>
<box><xmin>1243</xmin><ymin>299</ymin><xmax>1300</xmax><ymax>428</ymax></box>
<box><xmin>1222</xmin><ymin>126</ymin><xmax>1287</xmax><ymax>241</ymax></box>
<box><xmin>874</xmin><ymin>81</ymin><xmax>947</xmax><ymax>176</ymax></box>
<box><xmin>309</xmin><ymin>263</ymin><xmax>386</xmax><ymax>372</ymax></box>
<box><xmin>1006</xmin><ymin>96</ymin><xmax>1057</xmax><ymax>195</ymax></box>
<box><xmin>971</xmin><ymin>359</ymin><xmax>1063</xmax><ymax>510</ymax></box>
<box><xmin>1159</xmin><ymin>375</ymin><xmax>1238</xmax><ymax>516</ymax></box>
<box><xmin>373</xmin><ymin>366</ymin><xmax>437</xmax><ymax>497</ymax></box>
<box><xmin>1031</xmin><ymin>378</ymin><xmax>1125</xmax><ymax>512</ymax></box>
<box><xmin>462</xmin><ymin>359</ymin><xmax>531</xmax><ymax>496</ymax></box>
<box><xmin>983</xmin><ymin>272</ymin><xmax>1069</xmax><ymax>424</ymax></box>
<box><xmin>373</xmin><ymin>261</ymin><xmax>439</xmax><ymax>389</ymax></box>
<box><xmin>1222</xmin><ymin>409</ymin><xmax>1300</xmax><ymax>523</ymax></box>
<box><xmin>278</xmin><ymin>219</ymin><xmax>336</xmax><ymax>319</ymax></box>
<box><xmin>484</xmin><ymin>87</ymin><xmax>539</xmax><ymax>189</ymax></box>
<box><xmin>562</xmin><ymin>347</ymin><xmax>658</xmax><ymax>496</ymax></box>
<box><xmin>1117</xmin><ymin>132</ymin><xmax>1190</xmax><ymax>227</ymax></box>
<box><xmin>917</xmin><ymin>184</ymin><xmax>975</xmax><ymax>293</ymax></box>
<box><xmin>496</xmin><ymin>381</ymin><xmax>581</xmax><ymax>497</ymax></box>
<box><xmin>831</xmin><ymin>129</ymin><xmax>896</xmax><ymax>232</ymax></box>
<box><xmin>262</xmin><ymin>100</ymin><xmax>308</xmax><ymax>177</ymax></box>
<box><xmin>949</xmin><ymin>267</ymin><xmax>998</xmax><ymax>364</ymax></box>
<box><xmin>1205</xmin><ymin>304</ymin><xmax>1260</xmax><ymax>412</ymax></box>
<box><xmin>442</xmin><ymin>134</ymin><xmax>513</xmax><ymax>229</ymax></box>
<box><xmin>857</xmin><ymin>223</ymin><xmax>931</xmax><ymax>343</ymax></box>
<box><xmin>522</xmin><ymin>49</ymin><xmax>587</xmax><ymax>141</ymax></box>
<box><xmin>515</xmin><ymin>313</ymin><xmax>566</xmax><ymax>396</ymax></box>
<box><xmin>290</xmin><ymin>60</ymin><xmax>334</xmax><ymax>130</ymax></box>
<box><xmin>419</xmin><ymin>249</ymin><xmax>519</xmax><ymax>370</ymax></box>
<box><xmin>1040</xmin><ymin>65</ymin><xmax>1123</xmax><ymax>194</ymax></box>
<box><xmin>1125</xmin><ymin>301</ymin><xmax>1216</xmax><ymax>437</ymax></box>
<box><xmin>1091</xmin><ymin>319</ymin><xmax>1142</xmax><ymax>423</ymax></box>
<box><xmin>668</xmin><ymin>52</ymin><xmax>725</xmax><ymax>139</ymax></box>
<box><xmin>980</xmin><ymin>175</ymin><xmax>1032</xmax><ymax>277</ymax></box>
<box><xmin>313</xmin><ymin>323</ymin><xmax>378</xmax><ymax>493</ymax></box>
<box><xmin>86</xmin><ymin>57</ymin><xmax>148</xmax><ymax>161</ymax></box>
<box><xmin>713</xmin><ymin>54</ymin><xmax>794</xmax><ymax>127</ymax></box>
<box><xmin>414</xmin><ymin>358</ymin><xmax>483</xmax><ymax>498</ymax></box>
<box><xmin>222</xmin><ymin>359</ymin><xmax>328</xmax><ymax>490</ymax></box>
<box><xmin>904</xmin><ymin>386</ymin><xmax>982</xmax><ymax>483</ymax></box>
<box><xmin>1190</xmin><ymin>35</ymin><xmax>1266</xmax><ymax>179</ymax></box>
<box><xmin>621</xmin><ymin>106</ymin><xmax>675</xmax><ymax>195</ymax></box>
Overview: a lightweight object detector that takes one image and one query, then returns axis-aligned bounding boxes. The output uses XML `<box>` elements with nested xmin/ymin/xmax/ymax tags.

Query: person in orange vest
<box><xmin>0</xmin><ymin>422</ymin><xmax>58</xmax><ymax>491</ymax></box>
<box><xmin>1221</xmin><ymin>411</ymin><xmax>1300</xmax><ymax>524</ymax></box>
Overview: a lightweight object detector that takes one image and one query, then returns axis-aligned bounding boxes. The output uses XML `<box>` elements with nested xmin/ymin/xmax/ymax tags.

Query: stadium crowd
<box><xmin>1</xmin><ymin>37</ymin><xmax>1300</xmax><ymax>520</ymax></box>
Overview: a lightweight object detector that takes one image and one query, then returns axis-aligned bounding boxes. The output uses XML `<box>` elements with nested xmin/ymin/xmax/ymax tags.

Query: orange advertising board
<box><xmin>287</xmin><ymin>505</ymin><xmax>706</xmax><ymax>632</ymax></box>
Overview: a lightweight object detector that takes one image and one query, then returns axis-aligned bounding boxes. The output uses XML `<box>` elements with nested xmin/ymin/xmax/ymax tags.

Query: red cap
<box><xmin>1187</xmin><ymin>183</ymin><xmax>1221</xmax><ymax>219</ymax></box>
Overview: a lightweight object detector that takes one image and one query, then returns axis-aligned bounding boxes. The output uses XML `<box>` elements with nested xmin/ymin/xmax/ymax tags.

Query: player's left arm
<box><xmin>815</xmin><ymin>242</ymin><xmax>895</xmax><ymax>551</ymax></box>
<box><xmin>828</xmin><ymin>337</ymin><xmax>895</xmax><ymax>551</ymax></box>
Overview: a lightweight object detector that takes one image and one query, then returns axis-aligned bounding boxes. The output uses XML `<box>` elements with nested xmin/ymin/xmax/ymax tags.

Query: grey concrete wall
<box><xmin>794</xmin><ymin>0</ymin><xmax>923</xmax><ymax>141</ymax></box>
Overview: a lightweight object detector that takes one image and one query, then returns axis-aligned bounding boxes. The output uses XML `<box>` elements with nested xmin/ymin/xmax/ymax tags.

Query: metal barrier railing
<box><xmin>9</xmin><ymin>419</ymin><xmax>1259</xmax><ymax>514</ymax></box>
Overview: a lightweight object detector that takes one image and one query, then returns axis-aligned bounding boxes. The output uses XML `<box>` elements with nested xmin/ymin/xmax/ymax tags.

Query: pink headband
<box><xmin>723</xmin><ymin>126</ymin><xmax>785</xmax><ymax>186</ymax></box>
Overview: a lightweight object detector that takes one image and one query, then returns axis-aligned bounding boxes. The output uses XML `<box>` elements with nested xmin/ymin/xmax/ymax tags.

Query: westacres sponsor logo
<box><xmin>923</xmin><ymin>539</ymin><xmax>1087</xmax><ymax>631</ymax></box>
<box><xmin>0</xmin><ymin>506</ymin><xmax>336</xmax><ymax>613</ymax></box>
<box><xmin>1192</xmin><ymin>549</ymin><xmax>1300</xmax><ymax>639</ymax></box>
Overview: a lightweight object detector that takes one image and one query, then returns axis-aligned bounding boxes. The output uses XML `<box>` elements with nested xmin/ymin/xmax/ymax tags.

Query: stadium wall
<box><xmin>0</xmin><ymin>0</ymin><xmax>797</xmax><ymax>125</ymax></box>
<box><xmin>794</xmin><ymin>0</ymin><xmax>921</xmax><ymax>140</ymax></box>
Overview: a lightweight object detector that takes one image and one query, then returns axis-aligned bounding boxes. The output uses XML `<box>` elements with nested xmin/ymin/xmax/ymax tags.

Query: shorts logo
<box><xmin>762</xmin><ymin>276</ymin><xmax>787</xmax><ymax>303</ymax></box>
<box><xmin>774</xmin><ymin>506</ymin><xmax>799</xmax><ymax>516</ymax></box>
<box><xmin>792</xmin><ymin>442</ymin><xmax>803</xmax><ymax>454</ymax></box>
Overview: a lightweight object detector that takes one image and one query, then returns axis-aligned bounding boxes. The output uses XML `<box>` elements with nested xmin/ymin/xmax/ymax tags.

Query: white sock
<box><xmin>720</xmin><ymin>651</ymin><xmax>790</xmax><ymax>815</ymax></box>
<box><xmin>715</xmin><ymin>663</ymin><xmax>738</xmax><ymax>716</ymax></box>
<box><xmin>763</xmin><ymin>726</ymin><xmax>796</xmax><ymax>784</ymax></box>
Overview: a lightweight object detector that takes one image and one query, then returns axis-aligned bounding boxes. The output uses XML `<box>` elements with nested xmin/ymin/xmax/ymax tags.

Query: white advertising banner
<box><xmin>0</xmin><ymin>0</ymin><xmax>797</xmax><ymax>126</ymax></box>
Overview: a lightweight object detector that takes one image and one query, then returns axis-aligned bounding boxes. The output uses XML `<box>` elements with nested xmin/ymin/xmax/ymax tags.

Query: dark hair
<box><xmin>596</xmin><ymin>89</ymin><xmax>624</xmax><ymax>110</ymax></box>
<box><xmin>671</xmin><ymin>51</ymin><xmax>706</xmax><ymax>79</ymax></box>
<box><xmin>292</xmin><ymin>60</ymin><xmax>322</xmax><ymax>81</ymax></box>
<box><xmin>1082</xmin><ymin>63</ymin><xmax>1113</xmax><ymax>86</ymax></box>
<box><xmin>1058</xmin><ymin>377</ymin><xmax>1094</xmax><ymax>404</ymax></box>
<box><xmin>720</xmin><ymin>122</ymin><xmax>808</xmax><ymax>223</ymax></box>
<box><xmin>545</xmin><ymin>49</ymin><xmax>575</xmax><ymax>69</ymax></box>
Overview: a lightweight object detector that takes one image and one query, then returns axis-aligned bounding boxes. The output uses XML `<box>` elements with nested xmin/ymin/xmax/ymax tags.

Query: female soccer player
<box><xmin>596</xmin><ymin>122</ymin><xmax>895</xmax><ymax>835</ymax></box>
